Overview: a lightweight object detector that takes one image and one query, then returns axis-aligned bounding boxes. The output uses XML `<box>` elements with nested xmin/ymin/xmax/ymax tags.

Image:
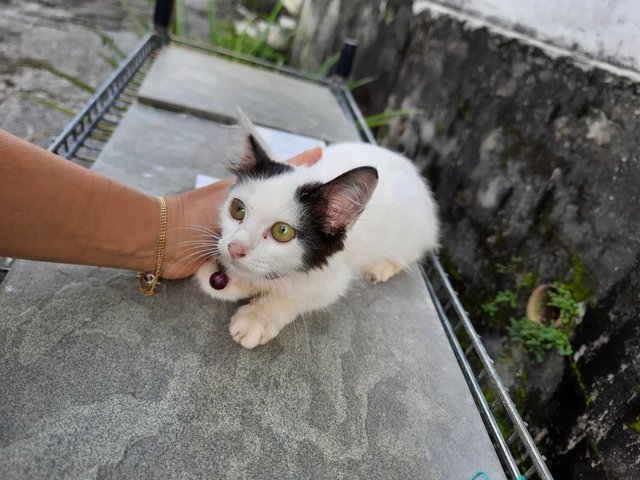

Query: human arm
<box><xmin>0</xmin><ymin>130</ymin><xmax>321</xmax><ymax>280</ymax></box>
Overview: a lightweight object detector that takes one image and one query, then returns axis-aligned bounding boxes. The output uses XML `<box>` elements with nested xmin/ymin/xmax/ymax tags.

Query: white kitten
<box><xmin>196</xmin><ymin>113</ymin><xmax>439</xmax><ymax>349</ymax></box>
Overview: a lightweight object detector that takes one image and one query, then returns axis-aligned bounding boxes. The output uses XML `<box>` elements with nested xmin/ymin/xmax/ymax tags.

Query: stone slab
<box><xmin>137</xmin><ymin>46</ymin><xmax>361</xmax><ymax>143</ymax></box>
<box><xmin>0</xmin><ymin>0</ymin><xmax>143</xmax><ymax>147</ymax></box>
<box><xmin>0</xmin><ymin>103</ymin><xmax>505</xmax><ymax>479</ymax></box>
<box><xmin>88</xmin><ymin>103</ymin><xmax>233</xmax><ymax>194</ymax></box>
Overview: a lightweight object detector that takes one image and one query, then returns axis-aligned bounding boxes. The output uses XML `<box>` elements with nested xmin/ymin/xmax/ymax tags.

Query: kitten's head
<box><xmin>217</xmin><ymin>114</ymin><xmax>378</xmax><ymax>281</ymax></box>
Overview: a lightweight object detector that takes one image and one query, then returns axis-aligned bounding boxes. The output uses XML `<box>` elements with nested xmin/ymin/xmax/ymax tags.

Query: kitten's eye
<box><xmin>271</xmin><ymin>222</ymin><xmax>296</xmax><ymax>243</ymax></box>
<box><xmin>229</xmin><ymin>198</ymin><xmax>245</xmax><ymax>221</ymax></box>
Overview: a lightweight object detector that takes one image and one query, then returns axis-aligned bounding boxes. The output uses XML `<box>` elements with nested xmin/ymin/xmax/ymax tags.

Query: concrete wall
<box><xmin>423</xmin><ymin>0</ymin><xmax>640</xmax><ymax>71</ymax></box>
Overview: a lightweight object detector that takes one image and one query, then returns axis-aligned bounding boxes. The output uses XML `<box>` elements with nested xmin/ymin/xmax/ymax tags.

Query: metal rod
<box><xmin>154</xmin><ymin>0</ymin><xmax>174</xmax><ymax>43</ymax></box>
<box><xmin>169</xmin><ymin>36</ymin><xmax>333</xmax><ymax>86</ymax></box>
<box><xmin>422</xmin><ymin>267</ymin><xmax>522</xmax><ymax>478</ymax></box>
<box><xmin>428</xmin><ymin>253</ymin><xmax>554</xmax><ymax>479</ymax></box>
<box><xmin>339</xmin><ymin>83</ymin><xmax>376</xmax><ymax>143</ymax></box>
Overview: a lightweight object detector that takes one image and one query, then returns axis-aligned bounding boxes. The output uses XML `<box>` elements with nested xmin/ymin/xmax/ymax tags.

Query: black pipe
<box><xmin>154</xmin><ymin>0</ymin><xmax>174</xmax><ymax>43</ymax></box>
<box><xmin>334</xmin><ymin>38</ymin><xmax>358</xmax><ymax>79</ymax></box>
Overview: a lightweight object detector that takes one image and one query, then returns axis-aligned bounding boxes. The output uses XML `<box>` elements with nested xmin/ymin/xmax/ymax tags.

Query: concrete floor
<box><xmin>0</xmin><ymin>0</ymin><xmax>147</xmax><ymax>147</ymax></box>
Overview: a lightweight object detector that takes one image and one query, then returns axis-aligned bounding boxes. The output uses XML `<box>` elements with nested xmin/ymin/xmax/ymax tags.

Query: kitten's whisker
<box><xmin>174</xmin><ymin>236</ymin><xmax>219</xmax><ymax>243</ymax></box>
<box><xmin>179</xmin><ymin>248</ymin><xmax>219</xmax><ymax>262</ymax></box>
<box><xmin>175</xmin><ymin>253</ymin><xmax>215</xmax><ymax>278</ymax></box>
<box><xmin>167</xmin><ymin>241</ymin><xmax>220</xmax><ymax>255</ymax></box>
<box><xmin>169</xmin><ymin>245</ymin><xmax>219</xmax><ymax>257</ymax></box>
<box><xmin>183</xmin><ymin>231</ymin><xmax>219</xmax><ymax>241</ymax></box>
<box><xmin>181</xmin><ymin>224</ymin><xmax>221</xmax><ymax>236</ymax></box>
<box><xmin>173</xmin><ymin>253</ymin><xmax>218</xmax><ymax>277</ymax></box>
<box><xmin>169</xmin><ymin>240</ymin><xmax>218</xmax><ymax>249</ymax></box>
<box><xmin>170</xmin><ymin>239</ymin><xmax>216</xmax><ymax>246</ymax></box>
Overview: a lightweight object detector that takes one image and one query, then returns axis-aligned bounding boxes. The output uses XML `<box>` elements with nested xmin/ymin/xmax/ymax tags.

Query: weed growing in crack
<box><xmin>507</xmin><ymin>317</ymin><xmax>573</xmax><ymax>362</ymax></box>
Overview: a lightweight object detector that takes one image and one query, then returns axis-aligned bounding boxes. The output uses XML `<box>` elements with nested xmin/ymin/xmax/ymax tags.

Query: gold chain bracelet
<box><xmin>137</xmin><ymin>196</ymin><xmax>167</xmax><ymax>296</ymax></box>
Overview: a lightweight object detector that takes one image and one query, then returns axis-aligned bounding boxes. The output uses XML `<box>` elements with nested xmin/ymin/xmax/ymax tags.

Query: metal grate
<box><xmin>49</xmin><ymin>32</ymin><xmax>159</xmax><ymax>163</ymax></box>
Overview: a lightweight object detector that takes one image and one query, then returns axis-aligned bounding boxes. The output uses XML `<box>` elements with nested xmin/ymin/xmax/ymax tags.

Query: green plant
<box><xmin>480</xmin><ymin>258</ymin><xmax>581</xmax><ymax>362</ymax></box>
<box><xmin>174</xmin><ymin>0</ymin><xmax>187</xmax><ymax>37</ymax></box>
<box><xmin>507</xmin><ymin>317</ymin><xmax>572</xmax><ymax>362</ymax></box>
<box><xmin>482</xmin><ymin>289</ymin><xmax>517</xmax><ymax>317</ymax></box>
<box><xmin>496</xmin><ymin>256</ymin><xmax>537</xmax><ymax>290</ymax></box>
<box><xmin>348</xmin><ymin>75</ymin><xmax>378</xmax><ymax>91</ymax></box>
<box><xmin>170</xmin><ymin>0</ymin><xmax>290</xmax><ymax>63</ymax></box>
<box><xmin>210</xmin><ymin>0</ymin><xmax>290</xmax><ymax>64</ymax></box>
<box><xmin>14</xmin><ymin>59</ymin><xmax>95</xmax><ymax>93</ymax></box>
<box><xmin>568</xmin><ymin>254</ymin><xmax>591</xmax><ymax>302</ymax></box>
<box><xmin>313</xmin><ymin>52</ymin><xmax>341</xmax><ymax>77</ymax></box>
<box><xmin>207</xmin><ymin>0</ymin><xmax>218</xmax><ymax>45</ymax></box>
<box><xmin>548</xmin><ymin>281</ymin><xmax>581</xmax><ymax>327</ymax></box>
<box><xmin>496</xmin><ymin>256</ymin><xmax>521</xmax><ymax>273</ymax></box>
<box><xmin>22</xmin><ymin>95</ymin><xmax>75</xmax><ymax>117</ymax></box>
<box><xmin>569</xmin><ymin>359</ymin><xmax>593</xmax><ymax>407</ymax></box>
<box><xmin>365</xmin><ymin>108</ymin><xmax>424</xmax><ymax>128</ymax></box>
<box><xmin>481</xmin><ymin>258</ymin><xmax>529</xmax><ymax>315</ymax></box>
<box><xmin>629</xmin><ymin>414</ymin><xmax>640</xmax><ymax>433</ymax></box>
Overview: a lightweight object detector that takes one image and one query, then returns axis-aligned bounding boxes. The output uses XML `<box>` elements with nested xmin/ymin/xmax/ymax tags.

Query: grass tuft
<box><xmin>507</xmin><ymin>317</ymin><xmax>572</xmax><ymax>363</ymax></box>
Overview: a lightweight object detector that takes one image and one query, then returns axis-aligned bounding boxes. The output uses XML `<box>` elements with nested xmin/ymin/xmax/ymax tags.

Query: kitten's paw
<box><xmin>229</xmin><ymin>304</ymin><xmax>282</xmax><ymax>349</ymax></box>
<box><xmin>365</xmin><ymin>260</ymin><xmax>403</xmax><ymax>284</ymax></box>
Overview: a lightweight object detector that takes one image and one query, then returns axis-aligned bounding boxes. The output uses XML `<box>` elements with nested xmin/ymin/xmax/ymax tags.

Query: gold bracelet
<box><xmin>137</xmin><ymin>196</ymin><xmax>168</xmax><ymax>296</ymax></box>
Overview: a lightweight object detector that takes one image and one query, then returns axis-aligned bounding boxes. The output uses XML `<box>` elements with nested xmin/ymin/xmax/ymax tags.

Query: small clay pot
<box><xmin>526</xmin><ymin>284</ymin><xmax>563</xmax><ymax>328</ymax></box>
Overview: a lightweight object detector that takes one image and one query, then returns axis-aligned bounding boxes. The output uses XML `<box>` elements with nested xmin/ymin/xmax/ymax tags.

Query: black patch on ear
<box><xmin>294</xmin><ymin>166</ymin><xmax>378</xmax><ymax>271</ymax></box>
<box><xmin>295</xmin><ymin>182</ymin><xmax>347</xmax><ymax>271</ymax></box>
<box><xmin>230</xmin><ymin>134</ymin><xmax>293</xmax><ymax>180</ymax></box>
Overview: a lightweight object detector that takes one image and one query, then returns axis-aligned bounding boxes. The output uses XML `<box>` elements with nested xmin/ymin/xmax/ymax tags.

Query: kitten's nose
<box><xmin>228</xmin><ymin>241</ymin><xmax>247</xmax><ymax>259</ymax></box>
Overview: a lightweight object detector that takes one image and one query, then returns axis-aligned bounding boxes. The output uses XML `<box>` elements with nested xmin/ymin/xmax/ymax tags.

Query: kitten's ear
<box><xmin>231</xmin><ymin>108</ymin><xmax>291</xmax><ymax>178</ymax></box>
<box><xmin>236</xmin><ymin>108</ymin><xmax>276</xmax><ymax>160</ymax></box>
<box><xmin>318</xmin><ymin>167</ymin><xmax>378</xmax><ymax>234</ymax></box>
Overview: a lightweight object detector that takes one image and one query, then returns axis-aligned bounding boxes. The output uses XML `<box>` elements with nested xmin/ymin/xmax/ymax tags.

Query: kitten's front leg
<box><xmin>230</xmin><ymin>262</ymin><xmax>353</xmax><ymax>349</ymax></box>
<box><xmin>229</xmin><ymin>296</ymin><xmax>298</xmax><ymax>349</ymax></box>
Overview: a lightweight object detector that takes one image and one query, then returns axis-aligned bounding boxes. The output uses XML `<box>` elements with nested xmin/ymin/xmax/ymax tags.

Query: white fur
<box><xmin>196</xmin><ymin>141</ymin><xmax>439</xmax><ymax>349</ymax></box>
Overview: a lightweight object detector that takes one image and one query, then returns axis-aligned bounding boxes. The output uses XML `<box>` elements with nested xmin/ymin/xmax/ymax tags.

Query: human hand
<box><xmin>161</xmin><ymin>147</ymin><xmax>322</xmax><ymax>279</ymax></box>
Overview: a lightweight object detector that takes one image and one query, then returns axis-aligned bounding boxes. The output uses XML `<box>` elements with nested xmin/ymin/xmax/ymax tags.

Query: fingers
<box><xmin>287</xmin><ymin>146</ymin><xmax>323</xmax><ymax>167</ymax></box>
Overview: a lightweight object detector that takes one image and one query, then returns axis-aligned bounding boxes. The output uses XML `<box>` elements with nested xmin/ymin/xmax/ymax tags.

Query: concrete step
<box><xmin>137</xmin><ymin>45</ymin><xmax>361</xmax><ymax>143</ymax></box>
